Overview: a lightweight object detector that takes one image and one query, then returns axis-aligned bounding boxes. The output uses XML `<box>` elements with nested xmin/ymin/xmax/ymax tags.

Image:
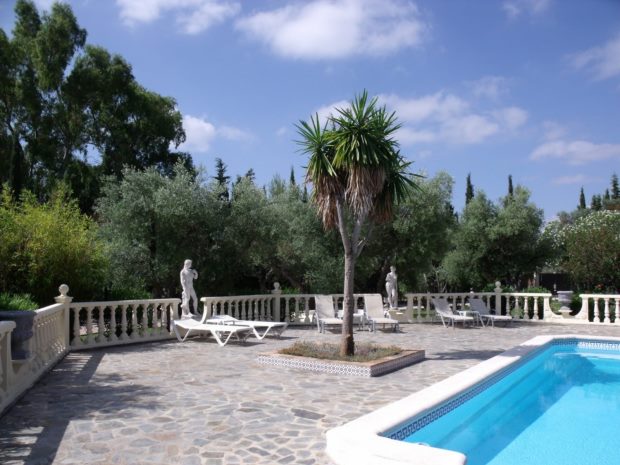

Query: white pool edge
<box><xmin>326</xmin><ymin>334</ymin><xmax>620</xmax><ymax>465</ymax></box>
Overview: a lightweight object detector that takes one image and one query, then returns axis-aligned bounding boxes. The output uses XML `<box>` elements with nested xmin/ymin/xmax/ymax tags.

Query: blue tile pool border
<box><xmin>384</xmin><ymin>338</ymin><xmax>620</xmax><ymax>441</ymax></box>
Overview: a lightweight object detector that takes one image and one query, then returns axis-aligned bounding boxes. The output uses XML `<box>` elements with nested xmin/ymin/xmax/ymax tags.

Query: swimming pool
<box><xmin>326</xmin><ymin>335</ymin><xmax>620</xmax><ymax>465</ymax></box>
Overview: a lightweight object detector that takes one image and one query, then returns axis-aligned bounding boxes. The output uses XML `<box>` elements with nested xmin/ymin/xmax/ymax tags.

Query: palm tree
<box><xmin>297</xmin><ymin>90</ymin><xmax>418</xmax><ymax>356</ymax></box>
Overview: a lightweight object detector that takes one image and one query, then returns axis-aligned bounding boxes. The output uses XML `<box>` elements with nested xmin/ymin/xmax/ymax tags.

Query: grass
<box><xmin>279</xmin><ymin>341</ymin><xmax>402</xmax><ymax>363</ymax></box>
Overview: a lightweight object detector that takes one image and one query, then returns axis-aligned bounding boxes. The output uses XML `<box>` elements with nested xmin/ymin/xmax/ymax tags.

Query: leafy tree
<box><xmin>1</xmin><ymin>1</ymin><xmax>189</xmax><ymax>211</ymax></box>
<box><xmin>562</xmin><ymin>211</ymin><xmax>620</xmax><ymax>291</ymax></box>
<box><xmin>0</xmin><ymin>185</ymin><xmax>107</xmax><ymax>304</ymax></box>
<box><xmin>443</xmin><ymin>186</ymin><xmax>547</xmax><ymax>289</ymax></box>
<box><xmin>358</xmin><ymin>172</ymin><xmax>456</xmax><ymax>293</ymax></box>
<box><xmin>297</xmin><ymin>91</ymin><xmax>416</xmax><ymax>356</ymax></box>
<box><xmin>465</xmin><ymin>173</ymin><xmax>474</xmax><ymax>204</ymax></box>
<box><xmin>96</xmin><ymin>164</ymin><xmax>215</xmax><ymax>298</ymax></box>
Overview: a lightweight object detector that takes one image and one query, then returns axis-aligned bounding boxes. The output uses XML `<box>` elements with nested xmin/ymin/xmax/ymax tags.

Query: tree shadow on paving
<box><xmin>0</xmin><ymin>350</ymin><xmax>162</xmax><ymax>465</ymax></box>
<box><xmin>429</xmin><ymin>349</ymin><xmax>504</xmax><ymax>361</ymax></box>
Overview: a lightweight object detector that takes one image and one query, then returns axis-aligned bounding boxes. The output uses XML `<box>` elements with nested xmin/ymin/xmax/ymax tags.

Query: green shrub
<box><xmin>0</xmin><ymin>292</ymin><xmax>38</xmax><ymax>311</ymax></box>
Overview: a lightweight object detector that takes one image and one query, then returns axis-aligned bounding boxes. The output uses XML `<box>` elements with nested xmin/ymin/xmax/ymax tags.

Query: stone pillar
<box><xmin>272</xmin><ymin>282</ymin><xmax>282</xmax><ymax>322</ymax></box>
<box><xmin>55</xmin><ymin>284</ymin><xmax>73</xmax><ymax>350</ymax></box>
<box><xmin>494</xmin><ymin>281</ymin><xmax>502</xmax><ymax>315</ymax></box>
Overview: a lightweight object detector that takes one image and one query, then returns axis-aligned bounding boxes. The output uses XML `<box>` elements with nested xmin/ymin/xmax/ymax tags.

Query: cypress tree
<box><xmin>611</xmin><ymin>173</ymin><xmax>619</xmax><ymax>199</ymax></box>
<box><xmin>579</xmin><ymin>187</ymin><xmax>586</xmax><ymax>209</ymax></box>
<box><xmin>213</xmin><ymin>158</ymin><xmax>230</xmax><ymax>201</ymax></box>
<box><xmin>508</xmin><ymin>175</ymin><xmax>514</xmax><ymax>197</ymax></box>
<box><xmin>465</xmin><ymin>173</ymin><xmax>474</xmax><ymax>205</ymax></box>
<box><xmin>289</xmin><ymin>167</ymin><xmax>296</xmax><ymax>186</ymax></box>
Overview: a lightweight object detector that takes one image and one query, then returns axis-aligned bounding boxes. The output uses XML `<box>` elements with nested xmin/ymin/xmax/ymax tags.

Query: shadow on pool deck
<box><xmin>0</xmin><ymin>350</ymin><xmax>161</xmax><ymax>465</ymax></box>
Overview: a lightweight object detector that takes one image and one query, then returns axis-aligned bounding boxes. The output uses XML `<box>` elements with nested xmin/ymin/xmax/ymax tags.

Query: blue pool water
<box><xmin>398</xmin><ymin>342</ymin><xmax>620</xmax><ymax>465</ymax></box>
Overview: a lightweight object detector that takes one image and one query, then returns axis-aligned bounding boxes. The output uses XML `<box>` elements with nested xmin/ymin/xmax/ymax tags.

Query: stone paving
<box><xmin>1</xmin><ymin>322</ymin><xmax>619</xmax><ymax>465</ymax></box>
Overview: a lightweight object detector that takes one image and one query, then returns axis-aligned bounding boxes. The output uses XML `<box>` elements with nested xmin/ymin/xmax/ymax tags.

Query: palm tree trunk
<box><xmin>340</xmin><ymin>252</ymin><xmax>355</xmax><ymax>357</ymax></box>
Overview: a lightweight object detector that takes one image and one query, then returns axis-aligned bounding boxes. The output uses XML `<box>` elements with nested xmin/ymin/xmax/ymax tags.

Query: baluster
<box><xmin>604</xmin><ymin>298</ymin><xmax>611</xmax><ymax>324</ymax></box>
<box><xmin>594</xmin><ymin>299</ymin><xmax>601</xmax><ymax>323</ymax></box>
<box><xmin>161</xmin><ymin>303</ymin><xmax>169</xmax><ymax>334</ymax></box>
<box><xmin>119</xmin><ymin>304</ymin><xmax>128</xmax><ymax>340</ymax></box>
<box><xmin>85</xmin><ymin>306</ymin><xmax>94</xmax><ymax>345</ymax></box>
<box><xmin>532</xmin><ymin>297</ymin><xmax>539</xmax><ymax>320</ymax></box>
<box><xmin>523</xmin><ymin>297</ymin><xmax>530</xmax><ymax>320</ymax></box>
<box><xmin>142</xmin><ymin>304</ymin><xmax>149</xmax><ymax>338</ymax></box>
<box><xmin>513</xmin><ymin>296</ymin><xmax>521</xmax><ymax>319</ymax></box>
<box><xmin>95</xmin><ymin>306</ymin><xmax>104</xmax><ymax>343</ymax></box>
<box><xmin>284</xmin><ymin>298</ymin><xmax>291</xmax><ymax>322</ymax></box>
<box><xmin>108</xmin><ymin>306</ymin><xmax>118</xmax><ymax>341</ymax></box>
<box><xmin>613</xmin><ymin>299</ymin><xmax>618</xmax><ymax>324</ymax></box>
<box><xmin>71</xmin><ymin>307</ymin><xmax>81</xmax><ymax>347</ymax></box>
<box><xmin>129</xmin><ymin>305</ymin><xmax>138</xmax><ymax>339</ymax></box>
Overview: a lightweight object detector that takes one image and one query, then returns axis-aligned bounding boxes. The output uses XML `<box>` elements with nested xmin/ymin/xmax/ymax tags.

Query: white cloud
<box><xmin>377</xmin><ymin>92</ymin><xmax>527</xmax><ymax>145</ymax></box>
<box><xmin>235</xmin><ymin>0</ymin><xmax>428</xmax><ymax>60</ymax></box>
<box><xmin>551</xmin><ymin>174</ymin><xmax>599</xmax><ymax>186</ymax></box>
<box><xmin>314</xmin><ymin>100</ymin><xmax>349</xmax><ymax>125</ymax></box>
<box><xmin>502</xmin><ymin>0</ymin><xmax>552</xmax><ymax>19</ymax></box>
<box><xmin>542</xmin><ymin>121</ymin><xmax>567</xmax><ymax>141</ymax></box>
<box><xmin>275</xmin><ymin>126</ymin><xmax>288</xmax><ymax>137</ymax></box>
<box><xmin>570</xmin><ymin>32</ymin><xmax>620</xmax><ymax>81</ymax></box>
<box><xmin>493</xmin><ymin>107</ymin><xmax>528</xmax><ymax>131</ymax></box>
<box><xmin>530</xmin><ymin>140</ymin><xmax>620</xmax><ymax>165</ymax></box>
<box><xmin>470</xmin><ymin>76</ymin><xmax>510</xmax><ymax>100</ymax></box>
<box><xmin>180</xmin><ymin>114</ymin><xmax>250</xmax><ymax>153</ymax></box>
<box><xmin>115</xmin><ymin>0</ymin><xmax>240</xmax><ymax>34</ymax></box>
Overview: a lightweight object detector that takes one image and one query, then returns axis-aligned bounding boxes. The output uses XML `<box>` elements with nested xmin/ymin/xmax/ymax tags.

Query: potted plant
<box><xmin>0</xmin><ymin>293</ymin><xmax>38</xmax><ymax>360</ymax></box>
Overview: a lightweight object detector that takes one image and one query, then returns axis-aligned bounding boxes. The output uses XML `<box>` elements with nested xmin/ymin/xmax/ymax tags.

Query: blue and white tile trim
<box><xmin>384</xmin><ymin>338</ymin><xmax>620</xmax><ymax>441</ymax></box>
<box><xmin>257</xmin><ymin>350</ymin><xmax>425</xmax><ymax>378</ymax></box>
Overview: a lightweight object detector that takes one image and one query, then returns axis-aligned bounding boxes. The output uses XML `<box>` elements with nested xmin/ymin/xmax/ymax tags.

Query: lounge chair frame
<box><xmin>172</xmin><ymin>318</ymin><xmax>253</xmax><ymax>346</ymax></box>
<box><xmin>205</xmin><ymin>315</ymin><xmax>288</xmax><ymax>339</ymax></box>
<box><xmin>364</xmin><ymin>294</ymin><xmax>400</xmax><ymax>332</ymax></box>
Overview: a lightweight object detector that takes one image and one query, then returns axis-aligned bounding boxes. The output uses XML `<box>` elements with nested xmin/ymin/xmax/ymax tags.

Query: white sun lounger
<box><xmin>432</xmin><ymin>298</ymin><xmax>474</xmax><ymax>328</ymax></box>
<box><xmin>205</xmin><ymin>315</ymin><xmax>288</xmax><ymax>340</ymax></box>
<box><xmin>364</xmin><ymin>293</ymin><xmax>399</xmax><ymax>332</ymax></box>
<box><xmin>314</xmin><ymin>295</ymin><xmax>343</xmax><ymax>333</ymax></box>
<box><xmin>172</xmin><ymin>318</ymin><xmax>253</xmax><ymax>346</ymax></box>
<box><xmin>469</xmin><ymin>298</ymin><xmax>513</xmax><ymax>327</ymax></box>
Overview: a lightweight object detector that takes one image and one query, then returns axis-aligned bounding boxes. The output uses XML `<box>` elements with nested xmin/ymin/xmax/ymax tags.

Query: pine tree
<box><xmin>465</xmin><ymin>173</ymin><xmax>474</xmax><ymax>205</ymax></box>
<box><xmin>245</xmin><ymin>168</ymin><xmax>256</xmax><ymax>183</ymax></box>
<box><xmin>579</xmin><ymin>187</ymin><xmax>586</xmax><ymax>209</ymax></box>
<box><xmin>508</xmin><ymin>175</ymin><xmax>514</xmax><ymax>197</ymax></box>
<box><xmin>611</xmin><ymin>173</ymin><xmax>619</xmax><ymax>199</ymax></box>
<box><xmin>604</xmin><ymin>189</ymin><xmax>611</xmax><ymax>201</ymax></box>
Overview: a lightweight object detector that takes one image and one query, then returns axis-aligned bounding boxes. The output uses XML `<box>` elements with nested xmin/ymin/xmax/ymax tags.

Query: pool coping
<box><xmin>325</xmin><ymin>334</ymin><xmax>620</xmax><ymax>465</ymax></box>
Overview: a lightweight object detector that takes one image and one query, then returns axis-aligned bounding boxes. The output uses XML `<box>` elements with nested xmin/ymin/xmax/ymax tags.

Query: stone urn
<box><xmin>0</xmin><ymin>310</ymin><xmax>35</xmax><ymax>359</ymax></box>
<box><xmin>556</xmin><ymin>291</ymin><xmax>574</xmax><ymax>318</ymax></box>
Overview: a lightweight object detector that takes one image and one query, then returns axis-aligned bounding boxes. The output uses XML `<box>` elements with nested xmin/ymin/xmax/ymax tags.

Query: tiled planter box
<box><xmin>257</xmin><ymin>349</ymin><xmax>425</xmax><ymax>377</ymax></box>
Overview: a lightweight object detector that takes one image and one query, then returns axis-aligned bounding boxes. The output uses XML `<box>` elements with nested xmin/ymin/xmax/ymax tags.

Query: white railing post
<box><xmin>54</xmin><ymin>284</ymin><xmax>73</xmax><ymax>350</ymax></box>
<box><xmin>577</xmin><ymin>295</ymin><xmax>590</xmax><ymax>322</ymax></box>
<box><xmin>542</xmin><ymin>295</ymin><xmax>554</xmax><ymax>320</ymax></box>
<box><xmin>494</xmin><ymin>282</ymin><xmax>502</xmax><ymax>315</ymax></box>
<box><xmin>604</xmin><ymin>298</ymin><xmax>611</xmax><ymax>324</ymax></box>
<box><xmin>272</xmin><ymin>283</ymin><xmax>282</xmax><ymax>322</ymax></box>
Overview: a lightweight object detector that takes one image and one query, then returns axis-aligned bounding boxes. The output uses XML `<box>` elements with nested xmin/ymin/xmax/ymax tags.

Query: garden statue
<box><xmin>385</xmin><ymin>265</ymin><xmax>398</xmax><ymax>309</ymax></box>
<box><xmin>180</xmin><ymin>259</ymin><xmax>198</xmax><ymax>318</ymax></box>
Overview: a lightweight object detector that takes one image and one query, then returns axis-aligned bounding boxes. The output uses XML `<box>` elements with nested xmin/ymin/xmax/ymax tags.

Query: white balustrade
<box><xmin>578</xmin><ymin>295</ymin><xmax>619</xmax><ymax>323</ymax></box>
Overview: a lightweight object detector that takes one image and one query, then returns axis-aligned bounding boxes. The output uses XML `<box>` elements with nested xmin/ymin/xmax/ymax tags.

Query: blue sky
<box><xmin>2</xmin><ymin>0</ymin><xmax>619</xmax><ymax>218</ymax></box>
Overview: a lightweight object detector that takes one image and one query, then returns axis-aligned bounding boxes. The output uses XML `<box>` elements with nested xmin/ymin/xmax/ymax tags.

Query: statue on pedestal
<box><xmin>180</xmin><ymin>259</ymin><xmax>198</xmax><ymax>318</ymax></box>
<box><xmin>385</xmin><ymin>265</ymin><xmax>398</xmax><ymax>310</ymax></box>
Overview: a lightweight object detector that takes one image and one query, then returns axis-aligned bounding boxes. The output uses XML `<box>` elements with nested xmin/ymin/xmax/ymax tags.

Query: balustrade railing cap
<box><xmin>55</xmin><ymin>284</ymin><xmax>73</xmax><ymax>304</ymax></box>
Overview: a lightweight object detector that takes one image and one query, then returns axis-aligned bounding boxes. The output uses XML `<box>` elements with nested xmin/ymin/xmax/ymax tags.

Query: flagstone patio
<box><xmin>1</xmin><ymin>322</ymin><xmax>618</xmax><ymax>465</ymax></box>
